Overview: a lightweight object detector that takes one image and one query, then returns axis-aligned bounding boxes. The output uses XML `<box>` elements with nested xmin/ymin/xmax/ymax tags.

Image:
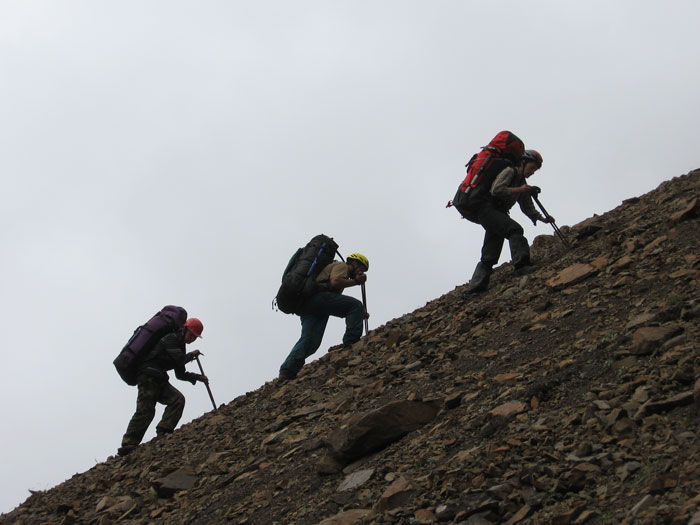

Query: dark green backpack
<box><xmin>274</xmin><ymin>234</ymin><xmax>339</xmax><ymax>314</ymax></box>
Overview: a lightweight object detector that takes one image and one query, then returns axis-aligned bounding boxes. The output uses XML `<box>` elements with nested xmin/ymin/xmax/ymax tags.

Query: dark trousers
<box><xmin>280</xmin><ymin>291</ymin><xmax>365</xmax><ymax>375</ymax></box>
<box><xmin>474</xmin><ymin>205</ymin><xmax>530</xmax><ymax>268</ymax></box>
<box><xmin>121</xmin><ymin>376</ymin><xmax>185</xmax><ymax>447</ymax></box>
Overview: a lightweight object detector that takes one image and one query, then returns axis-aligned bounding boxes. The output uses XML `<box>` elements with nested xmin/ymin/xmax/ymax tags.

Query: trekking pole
<box><xmin>361</xmin><ymin>283</ymin><xmax>369</xmax><ymax>336</ymax></box>
<box><xmin>194</xmin><ymin>355</ymin><xmax>217</xmax><ymax>411</ymax></box>
<box><xmin>338</xmin><ymin>249</ymin><xmax>369</xmax><ymax>336</ymax></box>
<box><xmin>532</xmin><ymin>193</ymin><xmax>571</xmax><ymax>248</ymax></box>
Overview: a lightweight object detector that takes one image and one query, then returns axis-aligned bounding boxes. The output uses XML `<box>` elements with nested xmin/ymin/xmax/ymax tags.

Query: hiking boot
<box><xmin>329</xmin><ymin>342</ymin><xmax>353</xmax><ymax>352</ymax></box>
<box><xmin>278</xmin><ymin>369</ymin><xmax>297</xmax><ymax>381</ymax></box>
<box><xmin>155</xmin><ymin>428</ymin><xmax>173</xmax><ymax>439</ymax></box>
<box><xmin>330</xmin><ymin>341</ymin><xmax>355</xmax><ymax>353</ymax></box>
<box><xmin>466</xmin><ymin>262</ymin><xmax>492</xmax><ymax>294</ymax></box>
<box><xmin>117</xmin><ymin>444</ymin><xmax>136</xmax><ymax>457</ymax></box>
<box><xmin>508</xmin><ymin>234</ymin><xmax>531</xmax><ymax>265</ymax></box>
<box><xmin>514</xmin><ymin>264</ymin><xmax>538</xmax><ymax>276</ymax></box>
<box><xmin>466</xmin><ymin>280</ymin><xmax>489</xmax><ymax>294</ymax></box>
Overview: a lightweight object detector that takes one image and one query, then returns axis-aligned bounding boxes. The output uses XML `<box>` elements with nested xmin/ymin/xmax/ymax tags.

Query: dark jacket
<box><xmin>135</xmin><ymin>331</ymin><xmax>199</xmax><ymax>384</ymax></box>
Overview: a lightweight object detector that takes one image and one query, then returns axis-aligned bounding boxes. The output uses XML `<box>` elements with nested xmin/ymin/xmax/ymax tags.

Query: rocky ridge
<box><xmin>2</xmin><ymin>170</ymin><xmax>699</xmax><ymax>524</ymax></box>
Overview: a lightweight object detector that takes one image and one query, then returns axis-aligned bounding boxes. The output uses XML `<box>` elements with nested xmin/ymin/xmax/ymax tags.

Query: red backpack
<box><xmin>459</xmin><ymin>131</ymin><xmax>525</xmax><ymax>192</ymax></box>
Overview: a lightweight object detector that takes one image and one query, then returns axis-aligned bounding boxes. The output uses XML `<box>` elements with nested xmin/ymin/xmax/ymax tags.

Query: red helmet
<box><xmin>184</xmin><ymin>318</ymin><xmax>204</xmax><ymax>338</ymax></box>
<box><xmin>522</xmin><ymin>149</ymin><xmax>543</xmax><ymax>168</ymax></box>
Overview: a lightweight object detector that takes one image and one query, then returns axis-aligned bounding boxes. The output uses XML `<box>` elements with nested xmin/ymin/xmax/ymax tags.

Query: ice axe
<box><xmin>194</xmin><ymin>354</ymin><xmax>217</xmax><ymax>411</ymax></box>
<box><xmin>361</xmin><ymin>283</ymin><xmax>369</xmax><ymax>336</ymax></box>
<box><xmin>530</xmin><ymin>187</ymin><xmax>571</xmax><ymax>248</ymax></box>
<box><xmin>338</xmin><ymin>250</ymin><xmax>370</xmax><ymax>337</ymax></box>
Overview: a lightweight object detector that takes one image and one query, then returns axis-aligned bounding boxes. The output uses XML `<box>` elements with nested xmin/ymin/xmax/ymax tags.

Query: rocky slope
<box><xmin>2</xmin><ymin>170</ymin><xmax>699</xmax><ymax>525</ymax></box>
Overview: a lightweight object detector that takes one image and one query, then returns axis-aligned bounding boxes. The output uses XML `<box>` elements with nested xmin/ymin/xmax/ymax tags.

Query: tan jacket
<box><xmin>316</xmin><ymin>261</ymin><xmax>349</xmax><ymax>292</ymax></box>
<box><xmin>490</xmin><ymin>167</ymin><xmax>544</xmax><ymax>223</ymax></box>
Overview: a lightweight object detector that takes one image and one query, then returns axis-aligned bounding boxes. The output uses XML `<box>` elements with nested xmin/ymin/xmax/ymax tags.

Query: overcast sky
<box><xmin>1</xmin><ymin>0</ymin><xmax>699</xmax><ymax>514</ymax></box>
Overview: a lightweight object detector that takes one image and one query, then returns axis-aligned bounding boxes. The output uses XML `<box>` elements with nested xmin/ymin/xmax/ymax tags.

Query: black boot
<box><xmin>509</xmin><ymin>235</ymin><xmax>536</xmax><ymax>274</ymax></box>
<box><xmin>514</xmin><ymin>263</ymin><xmax>538</xmax><ymax>276</ymax></box>
<box><xmin>117</xmin><ymin>444</ymin><xmax>136</xmax><ymax>456</ymax></box>
<box><xmin>467</xmin><ymin>262</ymin><xmax>492</xmax><ymax>293</ymax></box>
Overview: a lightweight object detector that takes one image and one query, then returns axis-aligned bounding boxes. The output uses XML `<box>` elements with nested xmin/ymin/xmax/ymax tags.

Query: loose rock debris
<box><xmin>2</xmin><ymin>169</ymin><xmax>700</xmax><ymax>524</ymax></box>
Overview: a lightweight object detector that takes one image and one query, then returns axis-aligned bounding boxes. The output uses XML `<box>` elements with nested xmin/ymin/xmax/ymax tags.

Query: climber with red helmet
<box><xmin>279</xmin><ymin>253</ymin><xmax>370</xmax><ymax>381</ymax></box>
<box><xmin>118</xmin><ymin>316</ymin><xmax>207</xmax><ymax>456</ymax></box>
<box><xmin>452</xmin><ymin>148</ymin><xmax>555</xmax><ymax>293</ymax></box>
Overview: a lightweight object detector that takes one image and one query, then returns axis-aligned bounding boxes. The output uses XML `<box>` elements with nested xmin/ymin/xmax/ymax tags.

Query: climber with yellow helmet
<box><xmin>279</xmin><ymin>252</ymin><xmax>370</xmax><ymax>380</ymax></box>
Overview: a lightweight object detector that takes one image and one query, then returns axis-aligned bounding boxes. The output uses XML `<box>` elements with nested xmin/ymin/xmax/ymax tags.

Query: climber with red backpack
<box><xmin>117</xmin><ymin>309</ymin><xmax>208</xmax><ymax>456</ymax></box>
<box><xmin>449</xmin><ymin>131</ymin><xmax>554</xmax><ymax>293</ymax></box>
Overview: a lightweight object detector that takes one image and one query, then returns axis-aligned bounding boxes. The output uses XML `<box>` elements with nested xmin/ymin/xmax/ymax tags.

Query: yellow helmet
<box><xmin>347</xmin><ymin>253</ymin><xmax>369</xmax><ymax>271</ymax></box>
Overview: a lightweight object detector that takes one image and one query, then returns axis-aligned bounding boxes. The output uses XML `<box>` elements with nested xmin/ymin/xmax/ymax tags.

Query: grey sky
<box><xmin>1</xmin><ymin>0</ymin><xmax>699</xmax><ymax>513</ymax></box>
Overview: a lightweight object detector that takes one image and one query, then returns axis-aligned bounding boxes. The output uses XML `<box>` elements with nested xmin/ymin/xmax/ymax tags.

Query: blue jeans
<box><xmin>280</xmin><ymin>291</ymin><xmax>365</xmax><ymax>376</ymax></box>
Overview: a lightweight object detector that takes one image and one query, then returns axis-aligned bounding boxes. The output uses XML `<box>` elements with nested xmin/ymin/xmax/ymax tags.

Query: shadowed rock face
<box><xmin>325</xmin><ymin>400</ymin><xmax>440</xmax><ymax>464</ymax></box>
<box><xmin>2</xmin><ymin>169</ymin><xmax>700</xmax><ymax>524</ymax></box>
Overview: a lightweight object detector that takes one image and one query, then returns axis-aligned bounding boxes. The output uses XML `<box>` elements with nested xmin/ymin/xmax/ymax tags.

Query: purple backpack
<box><xmin>113</xmin><ymin>305</ymin><xmax>187</xmax><ymax>385</ymax></box>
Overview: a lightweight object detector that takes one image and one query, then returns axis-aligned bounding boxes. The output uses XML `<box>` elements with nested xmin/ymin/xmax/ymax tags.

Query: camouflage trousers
<box><xmin>121</xmin><ymin>376</ymin><xmax>186</xmax><ymax>447</ymax></box>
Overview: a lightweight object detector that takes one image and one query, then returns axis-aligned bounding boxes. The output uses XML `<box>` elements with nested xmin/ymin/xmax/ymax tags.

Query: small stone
<box><xmin>689</xmin><ymin>509</ymin><xmax>700</xmax><ymax>525</ymax></box>
<box><xmin>629</xmin><ymin>494</ymin><xmax>655</xmax><ymax>517</ymax></box>
<box><xmin>486</xmin><ymin>482</ymin><xmax>514</xmax><ymax>500</ymax></box>
<box><xmin>96</xmin><ymin>497</ymin><xmax>114</xmax><ymax>513</ymax></box>
<box><xmin>574</xmin><ymin>462</ymin><xmax>600</xmax><ymax>473</ymax></box>
<box><xmin>631</xmin><ymin>386</ymin><xmax>650</xmax><ymax>403</ymax></box>
<box><xmin>385</xmin><ymin>331</ymin><xmax>407</xmax><ymax>347</ymax></box>
<box><xmin>613</xmin><ymin>356</ymin><xmax>638</xmax><ymax>370</ymax></box>
<box><xmin>152</xmin><ymin>468</ymin><xmax>197</xmax><ymax>498</ymax></box>
<box><xmin>631</xmin><ymin>324</ymin><xmax>682</xmax><ymax>355</ymax></box>
<box><xmin>489</xmin><ymin>401</ymin><xmax>528</xmax><ymax>419</ymax></box>
<box><xmin>404</xmin><ymin>360</ymin><xmax>423</xmax><ymax>371</ymax></box>
<box><xmin>670</xmin><ymin>268</ymin><xmax>698</xmax><ymax>279</ymax></box>
<box><xmin>504</xmin><ymin>504</ymin><xmax>531</xmax><ymax>525</ymax></box>
<box><xmin>543</xmin><ymin>505</ymin><xmax>584</xmax><ymax>524</ymax></box>
<box><xmin>337</xmin><ymin>469</ymin><xmax>374</xmax><ymax>492</ymax></box>
<box><xmin>574</xmin><ymin>510</ymin><xmax>598</xmax><ymax>523</ymax></box>
<box><xmin>590</xmin><ymin>256</ymin><xmax>609</xmax><ymax>269</ymax></box>
<box><xmin>494</xmin><ymin>373</ymin><xmax>520</xmax><ymax>385</ymax></box>
<box><xmin>444</xmin><ymin>391</ymin><xmax>463</xmax><ymax>409</ymax></box>
<box><xmin>435</xmin><ymin>502</ymin><xmax>458</xmax><ymax>521</ymax></box>
<box><xmin>676</xmin><ymin>431</ymin><xmax>696</xmax><ymax>442</ymax></box>
<box><xmin>414</xmin><ymin>508</ymin><xmax>437</xmax><ymax>524</ymax></box>
<box><xmin>373</xmin><ymin>477</ymin><xmax>417</xmax><ymax>512</ymax></box>
<box><xmin>617</xmin><ymin>461</ymin><xmax>642</xmax><ymax>481</ymax></box>
<box><xmin>546</xmin><ymin>263</ymin><xmax>598</xmax><ymax>289</ymax></box>
<box><xmin>612</xmin><ymin>418</ymin><xmax>637</xmax><ymax>435</ymax></box>
<box><xmin>558</xmin><ymin>358</ymin><xmax>575</xmax><ymax>369</ymax></box>
<box><xmin>669</xmin><ymin>197</ymin><xmax>698</xmax><ymax>223</ymax></box>
<box><xmin>635</xmin><ymin>391</ymin><xmax>694</xmax><ymax>418</ymax></box>
<box><xmin>626</xmin><ymin>312</ymin><xmax>655</xmax><ymax>330</ymax></box>
<box><xmin>318</xmin><ymin>509</ymin><xmax>374</xmax><ymax>525</ymax></box>
<box><xmin>611</xmin><ymin>255</ymin><xmax>633</xmax><ymax>271</ymax></box>
<box><xmin>641</xmin><ymin>235</ymin><xmax>668</xmax><ymax>256</ymax></box>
